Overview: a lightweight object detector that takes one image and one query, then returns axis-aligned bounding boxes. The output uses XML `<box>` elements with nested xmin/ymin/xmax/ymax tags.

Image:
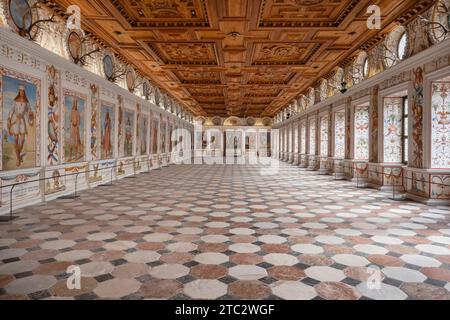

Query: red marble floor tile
<box><xmin>228</xmin><ymin>281</ymin><xmax>271</xmax><ymax>299</ymax></box>
<box><xmin>367</xmin><ymin>255</ymin><xmax>405</xmax><ymax>267</ymax></box>
<box><xmin>400</xmin><ymin>283</ymin><xmax>450</xmax><ymax>300</ymax></box>
<box><xmin>267</xmin><ymin>266</ymin><xmax>306</xmax><ymax>280</ymax></box>
<box><xmin>298</xmin><ymin>254</ymin><xmax>333</xmax><ymax>266</ymax></box>
<box><xmin>140</xmin><ymin>279</ymin><xmax>182</xmax><ymax>299</ymax></box>
<box><xmin>315</xmin><ymin>282</ymin><xmax>361</xmax><ymax>300</ymax></box>
<box><xmin>190</xmin><ymin>264</ymin><xmax>227</xmax><ymax>279</ymax></box>
<box><xmin>420</xmin><ymin>267</ymin><xmax>450</xmax><ymax>282</ymax></box>
<box><xmin>230</xmin><ymin>253</ymin><xmax>264</xmax><ymax>265</ymax></box>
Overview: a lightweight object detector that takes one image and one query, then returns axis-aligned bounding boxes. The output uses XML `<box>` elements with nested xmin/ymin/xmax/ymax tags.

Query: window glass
<box><xmin>363</xmin><ymin>58</ymin><xmax>369</xmax><ymax>78</ymax></box>
<box><xmin>397</xmin><ymin>32</ymin><xmax>407</xmax><ymax>60</ymax></box>
<box><xmin>402</xmin><ymin>97</ymin><xmax>409</xmax><ymax>164</ymax></box>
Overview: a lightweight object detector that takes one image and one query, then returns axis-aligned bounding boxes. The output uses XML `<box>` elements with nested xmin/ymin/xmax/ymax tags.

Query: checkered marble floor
<box><xmin>1</xmin><ymin>162</ymin><xmax>449</xmax><ymax>300</ymax></box>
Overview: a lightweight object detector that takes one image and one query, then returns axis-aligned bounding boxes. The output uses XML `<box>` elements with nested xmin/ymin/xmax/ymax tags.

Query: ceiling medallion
<box><xmin>227</xmin><ymin>31</ymin><xmax>241</xmax><ymax>39</ymax></box>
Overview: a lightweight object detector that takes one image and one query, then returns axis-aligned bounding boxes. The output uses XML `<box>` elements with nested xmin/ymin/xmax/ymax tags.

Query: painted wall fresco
<box><xmin>354</xmin><ymin>105</ymin><xmax>369</xmax><ymax>160</ymax></box>
<box><xmin>100</xmin><ymin>102</ymin><xmax>115</xmax><ymax>159</ymax></box>
<box><xmin>383</xmin><ymin>97</ymin><xmax>403</xmax><ymax>163</ymax></box>
<box><xmin>160</xmin><ymin>121</ymin><xmax>167</xmax><ymax>153</ymax></box>
<box><xmin>431</xmin><ymin>175</ymin><xmax>450</xmax><ymax>199</ymax></box>
<box><xmin>300</xmin><ymin>120</ymin><xmax>306</xmax><ymax>154</ymax></box>
<box><xmin>140</xmin><ymin>114</ymin><xmax>148</xmax><ymax>155</ymax></box>
<box><xmin>0</xmin><ymin>24</ymin><xmax>192</xmax><ymax>214</ymax></box>
<box><xmin>286</xmin><ymin>126</ymin><xmax>291</xmax><ymax>153</ymax></box>
<box><xmin>90</xmin><ymin>84</ymin><xmax>99</xmax><ymax>160</ymax></box>
<box><xmin>345</xmin><ymin>104</ymin><xmax>351</xmax><ymax>159</ymax></box>
<box><xmin>124</xmin><ymin>109</ymin><xmax>134</xmax><ymax>157</ymax></box>
<box><xmin>45</xmin><ymin>168</ymin><xmax>66</xmax><ymax>196</ymax></box>
<box><xmin>431</xmin><ymin>80</ymin><xmax>450</xmax><ymax>168</ymax></box>
<box><xmin>63</xmin><ymin>90</ymin><xmax>86</xmax><ymax>163</ymax></box>
<box><xmin>258</xmin><ymin>131</ymin><xmax>270</xmax><ymax>156</ymax></box>
<box><xmin>309</xmin><ymin>118</ymin><xmax>316</xmax><ymax>155</ymax></box>
<box><xmin>294</xmin><ymin>126</ymin><xmax>298</xmax><ymax>153</ymax></box>
<box><xmin>334</xmin><ymin>111</ymin><xmax>345</xmax><ymax>158</ymax></box>
<box><xmin>168</xmin><ymin>123</ymin><xmax>174</xmax><ymax>153</ymax></box>
<box><xmin>320</xmin><ymin>115</ymin><xmax>329</xmax><ymax>157</ymax></box>
<box><xmin>117</xmin><ymin>95</ymin><xmax>124</xmax><ymax>157</ymax></box>
<box><xmin>136</xmin><ymin>103</ymin><xmax>141</xmax><ymax>155</ymax></box>
<box><xmin>369</xmin><ymin>86</ymin><xmax>379</xmax><ymax>162</ymax></box>
<box><xmin>1</xmin><ymin>170</ymin><xmax>41</xmax><ymax>207</ymax></box>
<box><xmin>411</xmin><ymin>67</ymin><xmax>424</xmax><ymax>168</ymax></box>
<box><xmin>1</xmin><ymin>68</ymin><xmax>40</xmax><ymax>170</ymax></box>
<box><xmin>152</xmin><ymin>118</ymin><xmax>159</xmax><ymax>154</ymax></box>
<box><xmin>47</xmin><ymin>66</ymin><xmax>60</xmax><ymax>165</ymax></box>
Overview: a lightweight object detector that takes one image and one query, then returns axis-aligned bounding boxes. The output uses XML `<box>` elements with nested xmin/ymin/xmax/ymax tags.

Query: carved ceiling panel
<box><xmin>252</xmin><ymin>43</ymin><xmax>309</xmax><ymax>65</ymax></box>
<box><xmin>175</xmin><ymin>69</ymin><xmax>221</xmax><ymax>83</ymax></box>
<box><xmin>52</xmin><ymin>0</ymin><xmax>433</xmax><ymax>117</ymax></box>
<box><xmin>110</xmin><ymin>0</ymin><xmax>209</xmax><ymax>27</ymax></box>
<box><xmin>258</xmin><ymin>0</ymin><xmax>359</xmax><ymax>27</ymax></box>
<box><xmin>147</xmin><ymin>42</ymin><xmax>218</xmax><ymax>65</ymax></box>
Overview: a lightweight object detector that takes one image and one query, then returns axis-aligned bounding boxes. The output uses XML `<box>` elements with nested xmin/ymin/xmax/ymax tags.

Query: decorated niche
<box><xmin>154</xmin><ymin>87</ymin><xmax>161</xmax><ymax>107</ymax></box>
<box><xmin>406</xmin><ymin>14</ymin><xmax>434</xmax><ymax>57</ymax></box>
<box><xmin>350</xmin><ymin>51</ymin><xmax>366</xmax><ymax>84</ymax></box>
<box><xmin>429</xmin><ymin>0</ymin><xmax>450</xmax><ymax>44</ymax></box>
<box><xmin>103</xmin><ymin>51</ymin><xmax>116</xmax><ymax>81</ymax></box>
<box><xmin>328</xmin><ymin>68</ymin><xmax>344</xmax><ymax>97</ymax></box>
<box><xmin>262</xmin><ymin>117</ymin><xmax>272</xmax><ymax>127</ymax></box>
<box><xmin>383</xmin><ymin>26</ymin><xmax>407</xmax><ymax>69</ymax></box>
<box><xmin>307</xmin><ymin>87</ymin><xmax>315</xmax><ymax>108</ymax></box>
<box><xmin>142</xmin><ymin>80</ymin><xmax>151</xmax><ymax>100</ymax></box>
<box><xmin>65</xmin><ymin>29</ymin><xmax>100</xmax><ymax>67</ymax></box>
<box><xmin>223</xmin><ymin>116</ymin><xmax>242</xmax><ymax>126</ymax></box>
<box><xmin>319</xmin><ymin>79</ymin><xmax>327</xmax><ymax>102</ymax></box>
<box><xmin>195</xmin><ymin>116</ymin><xmax>206</xmax><ymax>126</ymax></box>
<box><xmin>246</xmin><ymin>117</ymin><xmax>256</xmax><ymax>126</ymax></box>
<box><xmin>125</xmin><ymin>67</ymin><xmax>136</xmax><ymax>92</ymax></box>
<box><xmin>343</xmin><ymin>62</ymin><xmax>354</xmax><ymax>89</ymax></box>
<box><xmin>5</xmin><ymin>0</ymin><xmax>58</xmax><ymax>41</ymax></box>
<box><xmin>211</xmin><ymin>116</ymin><xmax>222</xmax><ymax>126</ymax></box>
<box><xmin>367</xmin><ymin>43</ymin><xmax>385</xmax><ymax>78</ymax></box>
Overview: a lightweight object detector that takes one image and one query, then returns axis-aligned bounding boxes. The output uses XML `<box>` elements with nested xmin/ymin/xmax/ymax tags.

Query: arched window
<box><xmin>363</xmin><ymin>57</ymin><xmax>369</xmax><ymax>78</ymax></box>
<box><xmin>397</xmin><ymin>32</ymin><xmax>407</xmax><ymax>61</ymax></box>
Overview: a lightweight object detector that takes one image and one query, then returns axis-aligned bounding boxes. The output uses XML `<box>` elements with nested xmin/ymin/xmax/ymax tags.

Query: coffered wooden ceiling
<box><xmin>53</xmin><ymin>0</ymin><xmax>433</xmax><ymax>117</ymax></box>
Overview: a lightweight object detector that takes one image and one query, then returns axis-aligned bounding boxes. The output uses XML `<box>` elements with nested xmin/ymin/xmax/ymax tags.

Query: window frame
<box><xmin>362</xmin><ymin>57</ymin><xmax>369</xmax><ymax>78</ymax></box>
<box><xmin>397</xmin><ymin>31</ymin><xmax>407</xmax><ymax>61</ymax></box>
<box><xmin>401</xmin><ymin>96</ymin><xmax>409</xmax><ymax>164</ymax></box>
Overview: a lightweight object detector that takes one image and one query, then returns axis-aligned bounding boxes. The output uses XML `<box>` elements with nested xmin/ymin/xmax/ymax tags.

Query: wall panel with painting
<box><xmin>0</xmin><ymin>27</ymin><xmax>192</xmax><ymax>216</ymax></box>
